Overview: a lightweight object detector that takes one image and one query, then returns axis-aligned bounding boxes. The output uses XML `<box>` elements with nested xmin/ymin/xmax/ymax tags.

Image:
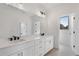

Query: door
<box><xmin>59</xmin><ymin>15</ymin><xmax>75</xmax><ymax>56</ymax></box>
<box><xmin>59</xmin><ymin>16</ymin><xmax>71</xmax><ymax>46</ymax></box>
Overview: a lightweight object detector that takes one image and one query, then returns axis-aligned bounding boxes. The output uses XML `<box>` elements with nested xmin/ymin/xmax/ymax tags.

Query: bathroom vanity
<box><xmin>0</xmin><ymin>36</ymin><xmax>53</xmax><ymax>56</ymax></box>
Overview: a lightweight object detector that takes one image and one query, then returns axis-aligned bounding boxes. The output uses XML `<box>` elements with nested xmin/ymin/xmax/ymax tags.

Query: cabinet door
<box><xmin>23</xmin><ymin>46</ymin><xmax>35</xmax><ymax>56</ymax></box>
<box><xmin>45</xmin><ymin>38</ymin><xmax>50</xmax><ymax>52</ymax></box>
<box><xmin>45</xmin><ymin>37</ymin><xmax>53</xmax><ymax>53</ymax></box>
<box><xmin>41</xmin><ymin>38</ymin><xmax>46</xmax><ymax>56</ymax></box>
<box><xmin>35</xmin><ymin>44</ymin><xmax>44</xmax><ymax>56</ymax></box>
<box><xmin>34</xmin><ymin>38</ymin><xmax>45</xmax><ymax>56</ymax></box>
<box><xmin>34</xmin><ymin>39</ymin><xmax>42</xmax><ymax>56</ymax></box>
<box><xmin>49</xmin><ymin>36</ymin><xmax>53</xmax><ymax>49</ymax></box>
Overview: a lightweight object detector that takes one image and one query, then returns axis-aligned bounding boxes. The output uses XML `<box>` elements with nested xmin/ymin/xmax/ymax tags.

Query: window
<box><xmin>60</xmin><ymin>16</ymin><xmax>69</xmax><ymax>29</ymax></box>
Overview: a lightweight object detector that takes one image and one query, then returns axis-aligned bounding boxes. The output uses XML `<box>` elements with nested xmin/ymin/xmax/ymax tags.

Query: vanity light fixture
<box><xmin>36</xmin><ymin>10</ymin><xmax>46</xmax><ymax>18</ymax></box>
<box><xmin>40</xmin><ymin>11</ymin><xmax>46</xmax><ymax>15</ymax></box>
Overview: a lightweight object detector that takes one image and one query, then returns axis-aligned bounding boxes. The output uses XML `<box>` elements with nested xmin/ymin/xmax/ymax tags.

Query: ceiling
<box><xmin>6</xmin><ymin>3</ymin><xmax>79</xmax><ymax>17</ymax></box>
<box><xmin>22</xmin><ymin>3</ymin><xmax>79</xmax><ymax>16</ymax></box>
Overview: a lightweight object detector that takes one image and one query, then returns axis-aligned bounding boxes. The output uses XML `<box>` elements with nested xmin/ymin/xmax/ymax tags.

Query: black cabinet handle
<box><xmin>73</xmin><ymin>45</ymin><xmax>75</xmax><ymax>48</ymax></box>
<box><xmin>73</xmin><ymin>31</ymin><xmax>75</xmax><ymax>34</ymax></box>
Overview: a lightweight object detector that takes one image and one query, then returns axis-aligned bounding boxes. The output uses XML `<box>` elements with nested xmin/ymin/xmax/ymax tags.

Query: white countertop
<box><xmin>0</xmin><ymin>37</ymin><xmax>34</xmax><ymax>49</ymax></box>
<box><xmin>0</xmin><ymin>35</ymin><xmax>53</xmax><ymax>49</ymax></box>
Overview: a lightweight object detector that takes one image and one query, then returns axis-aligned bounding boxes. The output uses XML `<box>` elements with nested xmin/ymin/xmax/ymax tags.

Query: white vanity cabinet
<box><xmin>0</xmin><ymin>36</ymin><xmax>53</xmax><ymax>56</ymax></box>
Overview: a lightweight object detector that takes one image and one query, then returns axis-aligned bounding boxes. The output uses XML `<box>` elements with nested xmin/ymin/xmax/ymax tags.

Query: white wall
<box><xmin>49</xmin><ymin>4</ymin><xmax>79</xmax><ymax>48</ymax></box>
<box><xmin>0</xmin><ymin>4</ymin><xmax>32</xmax><ymax>39</ymax></box>
<box><xmin>47</xmin><ymin>3</ymin><xmax>79</xmax><ymax>48</ymax></box>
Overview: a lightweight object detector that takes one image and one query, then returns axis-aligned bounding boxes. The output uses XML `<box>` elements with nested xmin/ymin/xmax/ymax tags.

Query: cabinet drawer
<box><xmin>35</xmin><ymin>39</ymin><xmax>42</xmax><ymax>45</ymax></box>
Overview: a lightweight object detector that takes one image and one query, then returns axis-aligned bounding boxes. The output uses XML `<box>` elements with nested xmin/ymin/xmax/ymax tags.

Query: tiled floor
<box><xmin>45</xmin><ymin>42</ymin><xmax>75</xmax><ymax>56</ymax></box>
